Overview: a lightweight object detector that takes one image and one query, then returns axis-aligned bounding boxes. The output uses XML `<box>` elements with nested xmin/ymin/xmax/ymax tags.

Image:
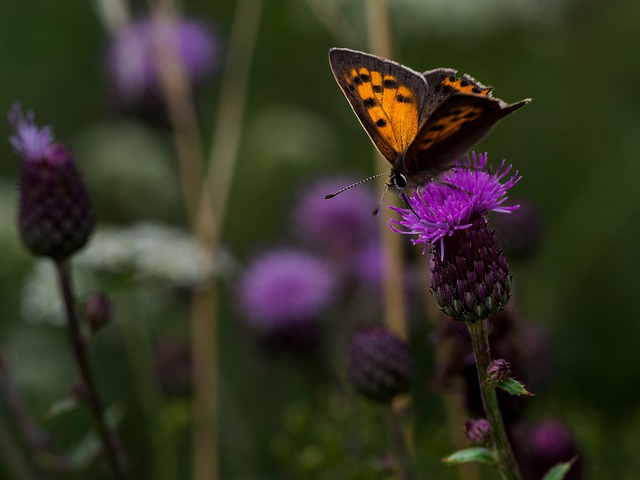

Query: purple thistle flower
<box><xmin>108</xmin><ymin>16</ymin><xmax>219</xmax><ymax>104</ymax></box>
<box><xmin>390</xmin><ymin>152</ymin><xmax>520</xmax><ymax>258</ymax></box>
<box><xmin>294</xmin><ymin>177</ymin><xmax>376</xmax><ymax>263</ymax></box>
<box><xmin>390</xmin><ymin>152</ymin><xmax>520</xmax><ymax>322</ymax></box>
<box><xmin>9</xmin><ymin>104</ymin><xmax>94</xmax><ymax>259</ymax></box>
<box><xmin>347</xmin><ymin>327</ymin><xmax>413</xmax><ymax>403</ymax></box>
<box><xmin>238</xmin><ymin>249</ymin><xmax>336</xmax><ymax>333</ymax></box>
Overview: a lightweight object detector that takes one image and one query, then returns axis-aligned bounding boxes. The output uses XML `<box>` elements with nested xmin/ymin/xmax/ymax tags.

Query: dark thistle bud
<box><xmin>82</xmin><ymin>294</ymin><xmax>113</xmax><ymax>333</ymax></box>
<box><xmin>347</xmin><ymin>327</ymin><xmax>413</xmax><ymax>403</ymax></box>
<box><xmin>9</xmin><ymin>104</ymin><xmax>94</xmax><ymax>259</ymax></box>
<box><xmin>487</xmin><ymin>358</ymin><xmax>512</xmax><ymax>383</ymax></box>
<box><xmin>464</xmin><ymin>418</ymin><xmax>492</xmax><ymax>446</ymax></box>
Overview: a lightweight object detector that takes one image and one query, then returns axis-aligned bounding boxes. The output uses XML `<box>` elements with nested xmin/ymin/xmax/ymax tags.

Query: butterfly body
<box><xmin>329</xmin><ymin>48</ymin><xmax>530</xmax><ymax>191</ymax></box>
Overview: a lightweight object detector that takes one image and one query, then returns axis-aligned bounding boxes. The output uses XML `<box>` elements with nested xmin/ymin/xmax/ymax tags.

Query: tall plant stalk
<box><xmin>54</xmin><ymin>261</ymin><xmax>127</xmax><ymax>480</ymax></box>
<box><xmin>467</xmin><ymin>319</ymin><xmax>522</xmax><ymax>480</ymax></box>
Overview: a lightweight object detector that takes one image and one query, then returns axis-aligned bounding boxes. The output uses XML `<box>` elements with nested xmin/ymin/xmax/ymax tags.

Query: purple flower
<box><xmin>516</xmin><ymin>420</ymin><xmax>583</xmax><ymax>480</ymax></box>
<box><xmin>9</xmin><ymin>104</ymin><xmax>94</xmax><ymax>259</ymax></box>
<box><xmin>108</xmin><ymin>16</ymin><xmax>218</xmax><ymax>103</ymax></box>
<box><xmin>390</xmin><ymin>152</ymin><xmax>520</xmax><ymax>321</ymax></box>
<box><xmin>390</xmin><ymin>152</ymin><xmax>520</xmax><ymax>258</ymax></box>
<box><xmin>238</xmin><ymin>249</ymin><xmax>336</xmax><ymax>331</ymax></box>
<box><xmin>294</xmin><ymin>177</ymin><xmax>376</xmax><ymax>262</ymax></box>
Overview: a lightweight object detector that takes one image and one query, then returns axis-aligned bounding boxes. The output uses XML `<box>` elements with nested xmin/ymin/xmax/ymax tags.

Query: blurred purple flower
<box><xmin>515</xmin><ymin>419</ymin><xmax>583</xmax><ymax>480</ymax></box>
<box><xmin>8</xmin><ymin>104</ymin><xmax>94</xmax><ymax>259</ymax></box>
<box><xmin>492</xmin><ymin>199</ymin><xmax>543</xmax><ymax>261</ymax></box>
<box><xmin>238</xmin><ymin>249</ymin><xmax>336</xmax><ymax>331</ymax></box>
<box><xmin>294</xmin><ymin>177</ymin><xmax>376</xmax><ymax>262</ymax></box>
<box><xmin>108</xmin><ymin>16</ymin><xmax>219</xmax><ymax>104</ymax></box>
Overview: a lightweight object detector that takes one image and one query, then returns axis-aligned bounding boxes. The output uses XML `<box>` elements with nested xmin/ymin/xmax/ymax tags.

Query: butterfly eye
<box><xmin>392</xmin><ymin>173</ymin><xmax>407</xmax><ymax>189</ymax></box>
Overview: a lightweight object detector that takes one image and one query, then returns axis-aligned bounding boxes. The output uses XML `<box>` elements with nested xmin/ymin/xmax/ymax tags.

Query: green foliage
<box><xmin>442</xmin><ymin>447</ymin><xmax>496</xmax><ymax>466</ymax></box>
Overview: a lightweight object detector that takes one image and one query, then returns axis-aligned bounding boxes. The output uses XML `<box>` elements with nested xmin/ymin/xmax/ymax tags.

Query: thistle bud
<box><xmin>487</xmin><ymin>358</ymin><xmax>512</xmax><ymax>383</ymax></box>
<box><xmin>464</xmin><ymin>418</ymin><xmax>492</xmax><ymax>446</ymax></box>
<box><xmin>347</xmin><ymin>327</ymin><xmax>413</xmax><ymax>403</ymax></box>
<box><xmin>9</xmin><ymin>105</ymin><xmax>94</xmax><ymax>259</ymax></box>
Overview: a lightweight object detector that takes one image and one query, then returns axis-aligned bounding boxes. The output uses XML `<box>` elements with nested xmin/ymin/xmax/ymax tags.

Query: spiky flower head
<box><xmin>390</xmin><ymin>152</ymin><xmax>520</xmax><ymax>322</ymax></box>
<box><xmin>9</xmin><ymin>104</ymin><xmax>94</xmax><ymax>260</ymax></box>
<box><xmin>347</xmin><ymin>327</ymin><xmax>413</xmax><ymax>403</ymax></box>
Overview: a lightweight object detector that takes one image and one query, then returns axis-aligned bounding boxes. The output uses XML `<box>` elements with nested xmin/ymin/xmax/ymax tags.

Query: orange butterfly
<box><xmin>327</xmin><ymin>48</ymin><xmax>530</xmax><ymax>197</ymax></box>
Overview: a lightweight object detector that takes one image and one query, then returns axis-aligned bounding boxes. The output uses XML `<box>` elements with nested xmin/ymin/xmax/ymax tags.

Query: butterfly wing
<box><xmin>329</xmin><ymin>48</ymin><xmax>429</xmax><ymax>164</ymax></box>
<box><xmin>398</xmin><ymin>68</ymin><xmax>530</xmax><ymax>184</ymax></box>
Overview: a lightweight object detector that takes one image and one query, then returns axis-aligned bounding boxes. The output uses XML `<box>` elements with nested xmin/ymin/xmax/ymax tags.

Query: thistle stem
<box><xmin>467</xmin><ymin>319</ymin><xmax>522</xmax><ymax>480</ymax></box>
<box><xmin>54</xmin><ymin>260</ymin><xmax>127</xmax><ymax>480</ymax></box>
<box><xmin>387</xmin><ymin>405</ymin><xmax>415</xmax><ymax>480</ymax></box>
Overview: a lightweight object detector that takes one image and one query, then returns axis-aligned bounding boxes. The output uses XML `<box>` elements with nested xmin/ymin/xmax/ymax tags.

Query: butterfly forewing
<box><xmin>329</xmin><ymin>48</ymin><xmax>428</xmax><ymax>164</ymax></box>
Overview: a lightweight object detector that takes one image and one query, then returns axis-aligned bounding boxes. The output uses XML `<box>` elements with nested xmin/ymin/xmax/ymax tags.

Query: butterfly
<box><xmin>327</xmin><ymin>47</ymin><xmax>530</xmax><ymax>197</ymax></box>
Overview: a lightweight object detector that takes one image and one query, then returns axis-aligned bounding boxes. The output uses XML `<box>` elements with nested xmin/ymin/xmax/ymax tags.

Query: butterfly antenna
<box><xmin>324</xmin><ymin>173</ymin><xmax>389</xmax><ymax>199</ymax></box>
<box><xmin>372</xmin><ymin>182</ymin><xmax>390</xmax><ymax>217</ymax></box>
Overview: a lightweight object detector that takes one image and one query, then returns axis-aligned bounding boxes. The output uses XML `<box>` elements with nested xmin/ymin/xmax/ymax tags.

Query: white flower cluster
<box><xmin>21</xmin><ymin>222</ymin><xmax>220</xmax><ymax>326</ymax></box>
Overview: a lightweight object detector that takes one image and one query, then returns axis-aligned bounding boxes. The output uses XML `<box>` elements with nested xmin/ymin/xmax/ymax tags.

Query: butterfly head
<box><xmin>389</xmin><ymin>168</ymin><xmax>409</xmax><ymax>191</ymax></box>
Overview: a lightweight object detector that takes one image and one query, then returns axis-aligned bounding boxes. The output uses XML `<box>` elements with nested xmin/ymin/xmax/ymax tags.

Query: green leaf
<box><xmin>496</xmin><ymin>378</ymin><xmax>534</xmax><ymax>396</ymax></box>
<box><xmin>541</xmin><ymin>457</ymin><xmax>577</xmax><ymax>480</ymax></box>
<box><xmin>443</xmin><ymin>447</ymin><xmax>496</xmax><ymax>465</ymax></box>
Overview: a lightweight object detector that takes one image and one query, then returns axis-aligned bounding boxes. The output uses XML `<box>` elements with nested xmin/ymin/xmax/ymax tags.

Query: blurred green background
<box><xmin>1</xmin><ymin>0</ymin><xmax>639</xmax><ymax>478</ymax></box>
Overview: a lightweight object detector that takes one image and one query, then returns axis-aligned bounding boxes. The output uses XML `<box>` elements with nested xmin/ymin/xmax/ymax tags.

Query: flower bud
<box><xmin>82</xmin><ymin>294</ymin><xmax>113</xmax><ymax>333</ymax></box>
<box><xmin>487</xmin><ymin>358</ymin><xmax>512</xmax><ymax>383</ymax></box>
<box><xmin>347</xmin><ymin>327</ymin><xmax>413</xmax><ymax>403</ymax></box>
<box><xmin>9</xmin><ymin>105</ymin><xmax>94</xmax><ymax>259</ymax></box>
<box><xmin>464</xmin><ymin>418</ymin><xmax>492</xmax><ymax>446</ymax></box>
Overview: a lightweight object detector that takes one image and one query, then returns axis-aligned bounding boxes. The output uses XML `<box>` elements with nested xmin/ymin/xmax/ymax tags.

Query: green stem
<box><xmin>117</xmin><ymin>293</ymin><xmax>176</xmax><ymax>480</ymax></box>
<box><xmin>54</xmin><ymin>261</ymin><xmax>127</xmax><ymax>480</ymax></box>
<box><xmin>387</xmin><ymin>405</ymin><xmax>415</xmax><ymax>480</ymax></box>
<box><xmin>467</xmin><ymin>320</ymin><xmax>522</xmax><ymax>480</ymax></box>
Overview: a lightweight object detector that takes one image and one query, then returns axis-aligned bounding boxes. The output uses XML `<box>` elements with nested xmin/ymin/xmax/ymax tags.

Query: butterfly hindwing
<box><xmin>329</xmin><ymin>48</ymin><xmax>428</xmax><ymax>164</ymax></box>
<box><xmin>402</xmin><ymin>93</ymin><xmax>530</xmax><ymax>181</ymax></box>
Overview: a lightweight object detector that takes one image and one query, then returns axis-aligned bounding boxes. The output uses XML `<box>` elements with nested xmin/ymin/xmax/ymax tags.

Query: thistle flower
<box><xmin>108</xmin><ymin>16</ymin><xmax>219</xmax><ymax>104</ymax></box>
<box><xmin>390</xmin><ymin>152</ymin><xmax>520</xmax><ymax>321</ymax></box>
<box><xmin>9</xmin><ymin>104</ymin><xmax>94</xmax><ymax>260</ymax></box>
<box><xmin>238</xmin><ymin>250</ymin><xmax>335</xmax><ymax>349</ymax></box>
<box><xmin>347</xmin><ymin>327</ymin><xmax>413</xmax><ymax>403</ymax></box>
